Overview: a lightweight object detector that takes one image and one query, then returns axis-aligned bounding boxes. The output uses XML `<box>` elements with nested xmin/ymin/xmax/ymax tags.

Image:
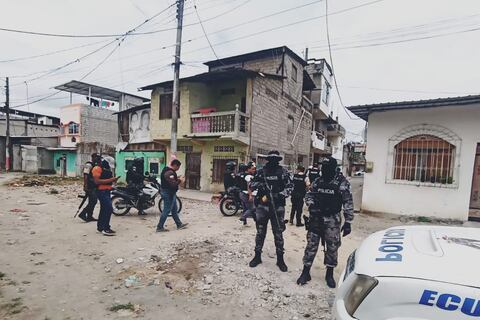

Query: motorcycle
<box><xmin>111</xmin><ymin>173</ymin><xmax>182</xmax><ymax>216</ymax></box>
<box><xmin>219</xmin><ymin>187</ymin><xmax>244</xmax><ymax>216</ymax></box>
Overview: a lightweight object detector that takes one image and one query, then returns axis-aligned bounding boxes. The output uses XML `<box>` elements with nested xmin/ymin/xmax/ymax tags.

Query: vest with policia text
<box><xmin>308</xmin><ymin>168</ymin><xmax>320</xmax><ymax>184</ymax></box>
<box><xmin>311</xmin><ymin>175</ymin><xmax>343</xmax><ymax>215</ymax></box>
<box><xmin>292</xmin><ymin>173</ymin><xmax>307</xmax><ymax>196</ymax></box>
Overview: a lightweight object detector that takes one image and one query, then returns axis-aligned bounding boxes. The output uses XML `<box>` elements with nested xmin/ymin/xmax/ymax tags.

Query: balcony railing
<box><xmin>190</xmin><ymin>109</ymin><xmax>248</xmax><ymax>137</ymax></box>
<box><xmin>327</xmin><ymin>124</ymin><xmax>346</xmax><ymax>137</ymax></box>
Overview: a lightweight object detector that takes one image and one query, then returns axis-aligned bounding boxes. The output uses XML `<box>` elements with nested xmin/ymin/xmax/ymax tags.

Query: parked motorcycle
<box><xmin>111</xmin><ymin>173</ymin><xmax>182</xmax><ymax>216</ymax></box>
<box><xmin>219</xmin><ymin>187</ymin><xmax>243</xmax><ymax>216</ymax></box>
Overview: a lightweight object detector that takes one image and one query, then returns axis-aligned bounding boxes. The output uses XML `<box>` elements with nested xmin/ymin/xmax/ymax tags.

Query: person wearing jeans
<box><xmin>156</xmin><ymin>159</ymin><xmax>188</xmax><ymax>232</ymax></box>
<box><xmin>92</xmin><ymin>157</ymin><xmax>119</xmax><ymax>236</ymax></box>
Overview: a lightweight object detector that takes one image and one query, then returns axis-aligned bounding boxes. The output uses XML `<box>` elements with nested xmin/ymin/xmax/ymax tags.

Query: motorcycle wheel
<box><xmin>220</xmin><ymin>197</ymin><xmax>239</xmax><ymax>216</ymax></box>
<box><xmin>112</xmin><ymin>196</ymin><xmax>131</xmax><ymax>216</ymax></box>
<box><xmin>158</xmin><ymin>197</ymin><xmax>183</xmax><ymax>216</ymax></box>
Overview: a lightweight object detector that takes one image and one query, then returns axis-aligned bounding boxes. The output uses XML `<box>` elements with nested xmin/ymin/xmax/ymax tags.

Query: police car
<box><xmin>334</xmin><ymin>226</ymin><xmax>480</xmax><ymax>319</ymax></box>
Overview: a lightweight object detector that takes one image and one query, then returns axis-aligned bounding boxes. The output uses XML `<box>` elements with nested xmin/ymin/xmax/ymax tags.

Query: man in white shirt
<box><xmin>239</xmin><ymin>162</ymin><xmax>256</xmax><ymax>225</ymax></box>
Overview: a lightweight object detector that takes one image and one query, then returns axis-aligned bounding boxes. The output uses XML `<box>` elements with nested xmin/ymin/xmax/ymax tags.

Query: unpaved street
<box><xmin>0</xmin><ymin>174</ymin><xmax>453</xmax><ymax>320</ymax></box>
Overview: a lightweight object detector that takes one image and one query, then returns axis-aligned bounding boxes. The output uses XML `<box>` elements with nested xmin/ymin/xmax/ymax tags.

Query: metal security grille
<box><xmin>212</xmin><ymin>156</ymin><xmax>238</xmax><ymax>183</ymax></box>
<box><xmin>393</xmin><ymin>135</ymin><xmax>455</xmax><ymax>184</ymax></box>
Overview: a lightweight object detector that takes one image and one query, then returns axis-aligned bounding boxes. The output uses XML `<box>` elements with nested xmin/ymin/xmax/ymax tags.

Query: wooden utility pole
<box><xmin>170</xmin><ymin>0</ymin><xmax>185</xmax><ymax>159</ymax></box>
<box><xmin>5</xmin><ymin>77</ymin><xmax>11</xmax><ymax>172</ymax></box>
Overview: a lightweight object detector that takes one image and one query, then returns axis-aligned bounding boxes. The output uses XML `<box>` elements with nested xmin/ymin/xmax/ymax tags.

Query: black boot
<box><xmin>325</xmin><ymin>267</ymin><xmax>336</xmax><ymax>288</ymax></box>
<box><xmin>249</xmin><ymin>251</ymin><xmax>262</xmax><ymax>268</ymax></box>
<box><xmin>276</xmin><ymin>254</ymin><xmax>288</xmax><ymax>272</ymax></box>
<box><xmin>296</xmin><ymin>265</ymin><xmax>312</xmax><ymax>285</ymax></box>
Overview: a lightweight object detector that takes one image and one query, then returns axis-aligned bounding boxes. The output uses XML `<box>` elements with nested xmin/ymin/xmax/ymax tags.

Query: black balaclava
<box><xmin>266</xmin><ymin>150</ymin><xmax>282</xmax><ymax>168</ymax></box>
<box><xmin>321</xmin><ymin>156</ymin><xmax>338</xmax><ymax>182</ymax></box>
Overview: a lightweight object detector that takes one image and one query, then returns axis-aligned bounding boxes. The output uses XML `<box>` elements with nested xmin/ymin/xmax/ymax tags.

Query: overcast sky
<box><xmin>1</xmin><ymin>0</ymin><xmax>480</xmax><ymax>141</ymax></box>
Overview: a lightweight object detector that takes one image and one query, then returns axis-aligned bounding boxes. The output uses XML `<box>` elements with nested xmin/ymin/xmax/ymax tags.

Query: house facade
<box><xmin>349</xmin><ymin>95</ymin><xmax>480</xmax><ymax>221</ymax></box>
<box><xmin>115</xmin><ymin>104</ymin><xmax>166</xmax><ymax>182</ymax></box>
<box><xmin>305</xmin><ymin>59</ymin><xmax>345</xmax><ymax>165</ymax></box>
<box><xmin>140</xmin><ymin>46</ymin><xmax>314</xmax><ymax>192</ymax></box>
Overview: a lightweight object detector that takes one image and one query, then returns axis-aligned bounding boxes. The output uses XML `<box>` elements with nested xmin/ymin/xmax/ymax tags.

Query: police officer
<box><xmin>289</xmin><ymin>165</ymin><xmax>307</xmax><ymax>227</ymax></box>
<box><xmin>223</xmin><ymin>161</ymin><xmax>237</xmax><ymax>192</ymax></box>
<box><xmin>307</xmin><ymin>163</ymin><xmax>321</xmax><ymax>187</ymax></box>
<box><xmin>237</xmin><ymin>163</ymin><xmax>249</xmax><ymax>225</ymax></box>
<box><xmin>78</xmin><ymin>153</ymin><xmax>100</xmax><ymax>222</ymax></box>
<box><xmin>126</xmin><ymin>158</ymin><xmax>147</xmax><ymax>215</ymax></box>
<box><xmin>249</xmin><ymin>151</ymin><xmax>293</xmax><ymax>272</ymax></box>
<box><xmin>297</xmin><ymin>156</ymin><xmax>354</xmax><ymax>288</ymax></box>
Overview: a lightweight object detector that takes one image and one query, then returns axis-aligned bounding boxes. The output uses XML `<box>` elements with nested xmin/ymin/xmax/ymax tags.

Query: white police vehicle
<box><xmin>334</xmin><ymin>226</ymin><xmax>480</xmax><ymax>319</ymax></box>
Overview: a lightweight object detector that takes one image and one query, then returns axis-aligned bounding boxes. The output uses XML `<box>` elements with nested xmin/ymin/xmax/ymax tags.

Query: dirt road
<box><xmin>0</xmin><ymin>174</ymin><xmax>448</xmax><ymax>320</ymax></box>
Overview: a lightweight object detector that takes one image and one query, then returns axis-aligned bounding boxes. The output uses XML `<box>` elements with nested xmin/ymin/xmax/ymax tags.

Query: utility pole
<box><xmin>5</xmin><ymin>77</ymin><xmax>10</xmax><ymax>172</ymax></box>
<box><xmin>170</xmin><ymin>0</ymin><xmax>185</xmax><ymax>159</ymax></box>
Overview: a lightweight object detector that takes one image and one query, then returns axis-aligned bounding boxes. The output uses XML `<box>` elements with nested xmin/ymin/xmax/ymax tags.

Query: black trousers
<box><xmin>290</xmin><ymin>195</ymin><xmax>305</xmax><ymax>224</ymax></box>
<box><xmin>80</xmin><ymin>189</ymin><xmax>98</xmax><ymax>219</ymax></box>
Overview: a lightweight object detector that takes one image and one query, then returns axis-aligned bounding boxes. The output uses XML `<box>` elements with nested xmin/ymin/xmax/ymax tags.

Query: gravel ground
<box><xmin>0</xmin><ymin>174</ymin><xmax>453</xmax><ymax>320</ymax></box>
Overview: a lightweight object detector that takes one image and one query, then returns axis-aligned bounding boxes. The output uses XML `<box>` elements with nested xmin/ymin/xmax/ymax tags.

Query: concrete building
<box><xmin>305</xmin><ymin>59</ymin><xmax>345</xmax><ymax>165</ymax></box>
<box><xmin>115</xmin><ymin>104</ymin><xmax>166</xmax><ymax>182</ymax></box>
<box><xmin>349</xmin><ymin>95</ymin><xmax>480</xmax><ymax>221</ymax></box>
<box><xmin>0</xmin><ymin>115</ymin><xmax>60</xmax><ymax>171</ymax></box>
<box><xmin>139</xmin><ymin>46</ymin><xmax>314</xmax><ymax>192</ymax></box>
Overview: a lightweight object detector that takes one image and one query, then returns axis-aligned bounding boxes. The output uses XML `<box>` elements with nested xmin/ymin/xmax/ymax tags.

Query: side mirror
<box><xmin>145</xmin><ymin>171</ymin><xmax>150</xmax><ymax>176</ymax></box>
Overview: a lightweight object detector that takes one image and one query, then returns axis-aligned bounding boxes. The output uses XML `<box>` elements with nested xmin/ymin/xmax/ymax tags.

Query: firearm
<box><xmin>262</xmin><ymin>174</ymin><xmax>283</xmax><ymax>230</ymax></box>
<box><xmin>73</xmin><ymin>194</ymin><xmax>88</xmax><ymax>218</ymax></box>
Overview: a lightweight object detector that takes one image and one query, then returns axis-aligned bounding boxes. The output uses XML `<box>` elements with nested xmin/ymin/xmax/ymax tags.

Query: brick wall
<box><xmin>80</xmin><ymin>105</ymin><xmax>118</xmax><ymax>146</ymax></box>
<box><xmin>250</xmin><ymin>76</ymin><xmax>311</xmax><ymax>168</ymax></box>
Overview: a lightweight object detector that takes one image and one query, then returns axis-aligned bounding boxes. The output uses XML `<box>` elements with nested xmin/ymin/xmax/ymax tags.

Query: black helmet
<box><xmin>238</xmin><ymin>163</ymin><xmax>248</xmax><ymax>172</ymax></box>
<box><xmin>266</xmin><ymin>150</ymin><xmax>283</xmax><ymax>162</ymax></box>
<box><xmin>226</xmin><ymin>161</ymin><xmax>236</xmax><ymax>170</ymax></box>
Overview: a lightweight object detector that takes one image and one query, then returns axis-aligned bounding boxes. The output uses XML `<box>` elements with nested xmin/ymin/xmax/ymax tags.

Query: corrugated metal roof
<box><xmin>204</xmin><ymin>46</ymin><xmax>306</xmax><ymax>68</ymax></box>
<box><xmin>348</xmin><ymin>94</ymin><xmax>480</xmax><ymax>121</ymax></box>
<box><xmin>55</xmin><ymin>80</ymin><xmax>150</xmax><ymax>102</ymax></box>
<box><xmin>138</xmin><ymin>69</ymin><xmax>284</xmax><ymax>91</ymax></box>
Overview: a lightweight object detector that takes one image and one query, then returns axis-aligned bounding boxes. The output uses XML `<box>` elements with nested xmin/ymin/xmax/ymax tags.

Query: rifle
<box><xmin>262</xmin><ymin>171</ymin><xmax>283</xmax><ymax>231</ymax></box>
<box><xmin>74</xmin><ymin>194</ymin><xmax>88</xmax><ymax>218</ymax></box>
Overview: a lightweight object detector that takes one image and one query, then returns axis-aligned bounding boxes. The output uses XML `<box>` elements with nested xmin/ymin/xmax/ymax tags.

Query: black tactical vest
<box><xmin>262</xmin><ymin>166</ymin><xmax>286</xmax><ymax>194</ymax></box>
<box><xmin>237</xmin><ymin>172</ymin><xmax>248</xmax><ymax>191</ymax></box>
<box><xmin>161</xmin><ymin>166</ymin><xmax>178</xmax><ymax>192</ymax></box>
<box><xmin>292</xmin><ymin>173</ymin><xmax>307</xmax><ymax>196</ymax></box>
<box><xmin>308</xmin><ymin>168</ymin><xmax>320</xmax><ymax>184</ymax></box>
<box><xmin>314</xmin><ymin>178</ymin><xmax>342</xmax><ymax>215</ymax></box>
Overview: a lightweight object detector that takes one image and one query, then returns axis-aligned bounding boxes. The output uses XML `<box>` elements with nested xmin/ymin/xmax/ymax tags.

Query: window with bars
<box><xmin>212</xmin><ymin>157</ymin><xmax>237</xmax><ymax>183</ymax></box>
<box><xmin>392</xmin><ymin>135</ymin><xmax>455</xmax><ymax>184</ymax></box>
<box><xmin>68</xmin><ymin>122</ymin><xmax>79</xmax><ymax>134</ymax></box>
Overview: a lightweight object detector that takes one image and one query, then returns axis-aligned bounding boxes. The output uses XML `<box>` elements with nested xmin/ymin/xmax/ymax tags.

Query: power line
<box><xmin>193</xmin><ymin>1</ymin><xmax>224</xmax><ymax>64</ymax></box>
<box><xmin>0</xmin><ymin>39</ymin><xmax>111</xmax><ymax>64</ymax></box>
<box><xmin>324</xmin><ymin>0</ymin><xmax>362</xmax><ymax>121</ymax></box>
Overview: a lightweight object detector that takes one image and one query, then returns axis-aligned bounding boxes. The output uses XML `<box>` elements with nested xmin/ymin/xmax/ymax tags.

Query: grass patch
<box><xmin>109</xmin><ymin>303</ymin><xmax>134</xmax><ymax>312</ymax></box>
<box><xmin>416</xmin><ymin>216</ymin><xmax>433</xmax><ymax>223</ymax></box>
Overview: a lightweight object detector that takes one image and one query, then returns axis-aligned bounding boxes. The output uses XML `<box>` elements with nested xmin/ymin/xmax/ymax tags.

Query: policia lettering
<box><xmin>297</xmin><ymin>157</ymin><xmax>354</xmax><ymax>288</ymax></box>
<box><xmin>249</xmin><ymin>151</ymin><xmax>293</xmax><ymax>272</ymax></box>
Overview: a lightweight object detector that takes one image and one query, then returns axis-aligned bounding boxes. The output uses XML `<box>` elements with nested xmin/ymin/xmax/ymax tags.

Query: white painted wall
<box><xmin>60</xmin><ymin>104</ymin><xmax>81</xmax><ymax>147</ymax></box>
<box><xmin>362</xmin><ymin>104</ymin><xmax>480</xmax><ymax>221</ymax></box>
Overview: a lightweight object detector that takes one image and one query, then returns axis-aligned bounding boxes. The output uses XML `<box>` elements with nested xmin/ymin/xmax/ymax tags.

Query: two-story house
<box><xmin>139</xmin><ymin>46</ymin><xmax>314</xmax><ymax>192</ymax></box>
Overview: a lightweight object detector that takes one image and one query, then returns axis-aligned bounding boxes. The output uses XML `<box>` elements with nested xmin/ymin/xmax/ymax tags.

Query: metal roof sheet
<box><xmin>348</xmin><ymin>94</ymin><xmax>480</xmax><ymax>121</ymax></box>
<box><xmin>55</xmin><ymin>80</ymin><xmax>150</xmax><ymax>102</ymax></box>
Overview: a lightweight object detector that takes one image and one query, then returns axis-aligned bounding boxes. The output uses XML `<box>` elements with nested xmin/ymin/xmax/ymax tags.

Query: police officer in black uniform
<box><xmin>249</xmin><ymin>151</ymin><xmax>293</xmax><ymax>272</ymax></box>
<box><xmin>297</xmin><ymin>156</ymin><xmax>354</xmax><ymax>288</ymax></box>
<box><xmin>223</xmin><ymin>161</ymin><xmax>237</xmax><ymax>192</ymax></box>
<box><xmin>126</xmin><ymin>157</ymin><xmax>147</xmax><ymax>215</ymax></box>
<box><xmin>289</xmin><ymin>165</ymin><xmax>307</xmax><ymax>226</ymax></box>
<box><xmin>307</xmin><ymin>163</ymin><xmax>321</xmax><ymax>186</ymax></box>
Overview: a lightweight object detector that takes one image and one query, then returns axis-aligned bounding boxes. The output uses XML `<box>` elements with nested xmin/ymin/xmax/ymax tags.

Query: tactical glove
<box><xmin>341</xmin><ymin>222</ymin><xmax>351</xmax><ymax>237</ymax></box>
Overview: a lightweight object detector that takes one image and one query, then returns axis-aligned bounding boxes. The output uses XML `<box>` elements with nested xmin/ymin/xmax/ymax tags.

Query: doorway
<box><xmin>185</xmin><ymin>153</ymin><xmax>201</xmax><ymax>190</ymax></box>
<box><xmin>469</xmin><ymin>143</ymin><xmax>480</xmax><ymax>221</ymax></box>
